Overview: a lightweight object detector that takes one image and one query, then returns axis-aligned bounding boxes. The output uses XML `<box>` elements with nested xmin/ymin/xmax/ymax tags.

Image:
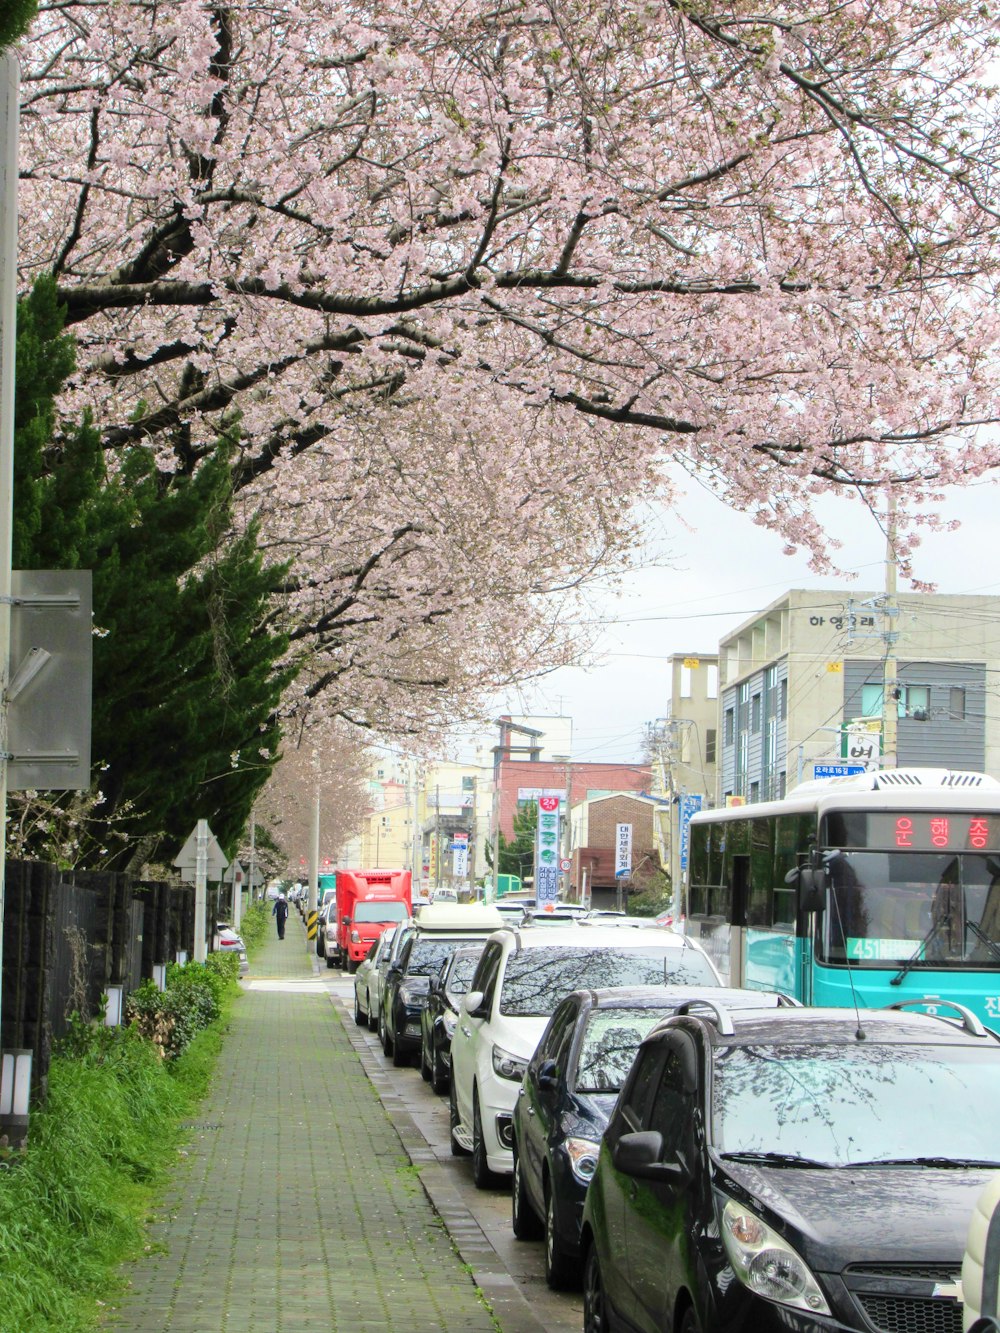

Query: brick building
<box><xmin>569</xmin><ymin>792</ymin><xmax>666</xmax><ymax>908</ymax></box>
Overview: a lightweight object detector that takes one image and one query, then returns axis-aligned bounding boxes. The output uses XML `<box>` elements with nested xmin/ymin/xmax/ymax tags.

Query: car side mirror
<box><xmin>462</xmin><ymin>990</ymin><xmax>488</xmax><ymax>1018</ymax></box>
<box><xmin>536</xmin><ymin>1059</ymin><xmax>558</xmax><ymax>1092</ymax></box>
<box><xmin>612</xmin><ymin>1131</ymin><xmax>693</xmax><ymax>1184</ymax></box>
<box><xmin>342</xmin><ymin>914</ymin><xmax>350</xmax><ymax>924</ymax></box>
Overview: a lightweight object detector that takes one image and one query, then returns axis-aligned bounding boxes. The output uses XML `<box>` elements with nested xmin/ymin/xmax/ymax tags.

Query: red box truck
<box><xmin>334</xmin><ymin>869</ymin><xmax>412</xmax><ymax>972</ymax></box>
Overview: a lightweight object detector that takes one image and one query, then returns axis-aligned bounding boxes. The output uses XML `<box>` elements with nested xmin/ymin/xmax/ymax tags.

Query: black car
<box><xmin>581</xmin><ymin>998</ymin><xmax>1000</xmax><ymax>1333</ymax></box>
<box><xmin>382</xmin><ymin>932</ymin><xmax>485</xmax><ymax>1067</ymax></box>
<box><xmin>513</xmin><ymin>986</ymin><xmax>798</xmax><ymax>1290</ymax></box>
<box><xmin>419</xmin><ymin>945</ymin><xmax>485</xmax><ymax>1093</ymax></box>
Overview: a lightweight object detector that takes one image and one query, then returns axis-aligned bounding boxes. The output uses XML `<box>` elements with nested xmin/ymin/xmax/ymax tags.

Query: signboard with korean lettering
<box><xmin>841</xmin><ymin>718</ymin><xmax>882</xmax><ymax>770</ymax></box>
<box><xmin>535</xmin><ymin>795</ymin><xmax>561</xmax><ymax>906</ymax></box>
<box><xmin>678</xmin><ymin>793</ymin><xmax>704</xmax><ymax>870</ymax></box>
<box><xmin>614</xmin><ymin>823</ymin><xmax>633</xmax><ymax>879</ymax></box>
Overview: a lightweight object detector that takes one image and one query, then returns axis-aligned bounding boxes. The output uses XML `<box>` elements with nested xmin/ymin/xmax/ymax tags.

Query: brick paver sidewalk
<box><xmin>104</xmin><ymin>912</ymin><xmax>498</xmax><ymax>1332</ymax></box>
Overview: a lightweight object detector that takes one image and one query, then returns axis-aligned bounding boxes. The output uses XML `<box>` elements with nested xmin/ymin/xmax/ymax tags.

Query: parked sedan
<box><xmin>581</xmin><ymin>999</ymin><xmax>1000</xmax><ymax>1333</ymax></box>
<box><xmin>215</xmin><ymin>924</ymin><xmax>249</xmax><ymax>974</ymax></box>
<box><xmin>353</xmin><ymin>930</ymin><xmax>393</xmax><ymax>1027</ymax></box>
<box><xmin>513</xmin><ymin>986</ymin><xmax>796</xmax><ymax>1289</ymax></box>
<box><xmin>419</xmin><ymin>945</ymin><xmax>485</xmax><ymax>1093</ymax></box>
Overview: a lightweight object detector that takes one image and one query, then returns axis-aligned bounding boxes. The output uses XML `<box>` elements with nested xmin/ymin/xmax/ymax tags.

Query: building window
<box><xmin>778</xmin><ymin>771</ymin><xmax>787</xmax><ymax>798</ymax></box>
<box><xmin>724</xmin><ymin>708</ymin><xmax>735</xmax><ymax>746</ymax></box>
<box><xmin>902</xmin><ymin>685</ymin><xmax>930</xmax><ymax>720</ymax></box>
<box><xmin>779</xmin><ymin>678</ymin><xmax>787</xmax><ymax>719</ymax></box>
<box><xmin>707</xmin><ymin>665</ymin><xmax>718</xmax><ymax>699</ymax></box>
<box><xmin>749</xmin><ymin>781</ymin><xmax>760</xmax><ymax>803</ymax></box>
<box><xmin>950</xmin><ymin>687</ymin><xmax>967</xmax><ymax>720</ymax></box>
<box><xmin>751</xmin><ymin>694</ymin><xmax>762</xmax><ymax>733</ymax></box>
<box><xmin>705</xmin><ymin>728</ymin><xmax>717</xmax><ymax>764</ymax></box>
<box><xmin>461</xmin><ymin>775</ymin><xmax>475</xmax><ymax>791</ymax></box>
<box><xmin>862</xmin><ymin>684</ymin><xmax>883</xmax><ymax>718</ymax></box>
<box><xmin>680</xmin><ymin>665</ymin><xmax>692</xmax><ymax>698</ymax></box>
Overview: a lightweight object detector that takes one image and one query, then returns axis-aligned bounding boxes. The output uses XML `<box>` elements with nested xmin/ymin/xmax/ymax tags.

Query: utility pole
<box><xmin>307</xmin><ymin>781</ymin><xmax>319</xmax><ymax>914</ymax></box>
<box><xmin>0</xmin><ymin>52</ymin><xmax>20</xmax><ymax>1051</ymax></box>
<box><xmin>435</xmin><ymin>783</ymin><xmax>441</xmax><ymax>889</ymax></box>
<box><xmin>881</xmin><ymin>491</ymin><xmax>900</xmax><ymax>770</ymax></box>
<box><xmin>410</xmin><ymin>759</ymin><xmax>422</xmax><ymax>892</ymax></box>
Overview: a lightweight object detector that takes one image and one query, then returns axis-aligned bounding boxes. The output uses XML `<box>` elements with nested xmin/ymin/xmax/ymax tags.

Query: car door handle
<box><xmin>527</xmin><ymin>1107</ymin><xmax>534</xmax><ymax>1116</ymax></box>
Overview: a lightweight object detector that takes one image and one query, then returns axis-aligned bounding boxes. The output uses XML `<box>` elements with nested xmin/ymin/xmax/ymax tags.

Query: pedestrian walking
<box><xmin>272</xmin><ymin>892</ymin><xmax>289</xmax><ymax>940</ymax></box>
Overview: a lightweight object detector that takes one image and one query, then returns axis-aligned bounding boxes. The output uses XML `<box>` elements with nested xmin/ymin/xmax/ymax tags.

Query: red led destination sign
<box><xmin>858</xmin><ymin>813</ymin><xmax>1000</xmax><ymax>852</ymax></box>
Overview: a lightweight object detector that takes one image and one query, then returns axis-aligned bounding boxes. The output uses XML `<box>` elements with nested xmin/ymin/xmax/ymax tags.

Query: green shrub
<box><xmin>238</xmin><ymin>900</ymin><xmax>270</xmax><ymax>952</ymax></box>
<box><xmin>125</xmin><ymin>956</ymin><xmax>238</xmax><ymax>1059</ymax></box>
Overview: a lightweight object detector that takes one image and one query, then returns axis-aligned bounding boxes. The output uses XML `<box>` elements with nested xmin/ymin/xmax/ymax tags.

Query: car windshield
<box><xmin>354</xmin><ymin>901</ymin><xmax>409</xmax><ymax>924</ymax></box>
<box><xmin>816</xmin><ymin>850</ymin><xmax>1000</xmax><ymax>968</ymax></box>
<box><xmin>445</xmin><ymin>954</ymin><xmax>480</xmax><ymax>1000</ymax></box>
<box><xmin>405</xmin><ymin>939</ymin><xmax>462</xmax><ymax>976</ymax></box>
<box><xmin>499</xmin><ymin>947</ymin><xmax>717</xmax><ymax>1017</ymax></box>
<box><xmin>575</xmin><ymin>1007</ymin><xmax>679</xmax><ymax>1093</ymax></box>
<box><xmin>714</xmin><ymin>1043</ymin><xmax>1000</xmax><ymax>1167</ymax></box>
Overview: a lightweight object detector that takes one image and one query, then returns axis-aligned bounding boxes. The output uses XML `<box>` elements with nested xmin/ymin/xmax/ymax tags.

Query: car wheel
<box><xmin>326</xmin><ymin>953</ymin><xmax>337</xmax><ymax>969</ymax></box>
<box><xmin>449</xmin><ymin>1078</ymin><xmax>471</xmax><ymax>1157</ymax></box>
<box><xmin>583</xmin><ymin>1245</ymin><xmax>608</xmax><ymax>1333</ymax></box>
<box><xmin>367</xmin><ymin>996</ymin><xmax>378</xmax><ymax>1032</ymax></box>
<box><xmin>391</xmin><ymin>1020</ymin><xmax>409</xmax><ymax>1067</ymax></box>
<box><xmin>348</xmin><ymin>958</ymin><xmax>358</xmax><ymax>974</ymax></box>
<box><xmin>677</xmin><ymin>1308</ymin><xmax>700</xmax><ymax>1333</ymax></box>
<box><xmin>544</xmin><ymin>1180</ymin><xmax>577</xmax><ymax>1288</ymax></box>
<box><xmin>379</xmin><ymin>1004</ymin><xmax>393</xmax><ymax>1056</ymax></box>
<box><xmin>511</xmin><ymin>1148</ymin><xmax>543</xmax><ymax>1240</ymax></box>
<box><xmin>353</xmin><ymin>990</ymin><xmax>366</xmax><ymax>1026</ymax></box>
<box><xmin>431</xmin><ymin>1044</ymin><xmax>448</xmax><ymax>1095</ymax></box>
<box><xmin>419</xmin><ymin>1040</ymin><xmax>432</xmax><ymax>1081</ymax></box>
<box><xmin>472</xmin><ymin>1091</ymin><xmax>502</xmax><ymax>1189</ymax></box>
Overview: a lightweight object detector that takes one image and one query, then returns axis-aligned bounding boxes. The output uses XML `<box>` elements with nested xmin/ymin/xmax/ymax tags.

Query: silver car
<box><xmin>353</xmin><ymin>927</ymin><xmax>396</xmax><ymax>1029</ymax></box>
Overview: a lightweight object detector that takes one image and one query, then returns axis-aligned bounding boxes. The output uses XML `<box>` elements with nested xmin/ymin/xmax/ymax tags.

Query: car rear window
<box><xmin>499</xmin><ymin>947</ymin><xmax>717</xmax><ymax>1017</ymax></box>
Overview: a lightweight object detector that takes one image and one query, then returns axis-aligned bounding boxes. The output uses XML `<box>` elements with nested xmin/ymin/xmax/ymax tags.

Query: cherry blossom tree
<box><xmin>14</xmin><ymin>0</ymin><xmax>1000</xmax><ymax>729</ymax></box>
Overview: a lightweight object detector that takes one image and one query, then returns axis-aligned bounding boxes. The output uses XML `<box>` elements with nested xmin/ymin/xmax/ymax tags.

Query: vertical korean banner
<box><xmin>614</xmin><ymin>823</ymin><xmax>633</xmax><ymax>879</ymax></box>
<box><xmin>535</xmin><ymin>795</ymin><xmax>561</xmax><ymax>907</ymax></box>
<box><xmin>678</xmin><ymin>793</ymin><xmax>704</xmax><ymax>871</ymax></box>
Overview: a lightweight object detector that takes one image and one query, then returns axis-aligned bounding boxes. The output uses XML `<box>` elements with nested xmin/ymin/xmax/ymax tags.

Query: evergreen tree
<box><xmin>12</xmin><ymin>278</ymin><xmax>296</xmax><ymax>868</ymax></box>
<box><xmin>494</xmin><ymin>801</ymin><xmax>538</xmax><ymax>880</ymax></box>
<box><xmin>0</xmin><ymin>0</ymin><xmax>36</xmax><ymax>50</ymax></box>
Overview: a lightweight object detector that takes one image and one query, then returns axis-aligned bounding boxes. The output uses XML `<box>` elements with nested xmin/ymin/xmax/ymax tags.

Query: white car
<box><xmin>448</xmin><ymin>922</ymin><xmax>720</xmax><ymax>1188</ymax></box>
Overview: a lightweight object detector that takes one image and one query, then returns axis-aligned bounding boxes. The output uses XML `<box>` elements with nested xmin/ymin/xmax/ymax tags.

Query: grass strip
<box><xmin>0</xmin><ymin>921</ymin><xmax>268</xmax><ymax>1333</ymax></box>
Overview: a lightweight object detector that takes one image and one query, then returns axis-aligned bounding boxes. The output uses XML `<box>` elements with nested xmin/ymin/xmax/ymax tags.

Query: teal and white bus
<box><xmin>686</xmin><ymin>768</ymin><xmax>1000</xmax><ymax>1025</ymax></box>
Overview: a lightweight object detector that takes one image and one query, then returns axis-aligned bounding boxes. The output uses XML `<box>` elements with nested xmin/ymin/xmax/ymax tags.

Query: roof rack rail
<box><xmin>882</xmin><ymin>997</ymin><xmax>988</xmax><ymax>1037</ymax></box>
<box><xmin>775</xmin><ymin>993</ymin><xmax>803</xmax><ymax>1007</ymax></box>
<box><xmin>672</xmin><ymin>999</ymin><xmax>735</xmax><ymax>1036</ymax></box>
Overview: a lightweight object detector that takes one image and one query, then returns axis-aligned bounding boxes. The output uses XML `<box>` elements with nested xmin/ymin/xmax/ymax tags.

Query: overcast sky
<box><xmin>454</xmin><ymin>472</ymin><xmax>1000</xmax><ymax>765</ymax></box>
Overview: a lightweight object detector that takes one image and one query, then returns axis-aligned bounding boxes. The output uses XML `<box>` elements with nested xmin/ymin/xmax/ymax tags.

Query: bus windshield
<box><xmin>817</xmin><ymin>850</ymin><xmax>1000</xmax><ymax>968</ymax></box>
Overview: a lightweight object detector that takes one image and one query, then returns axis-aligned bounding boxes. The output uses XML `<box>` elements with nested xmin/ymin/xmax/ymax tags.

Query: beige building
<box><xmin>717</xmin><ymin>588</ymin><xmax>1000</xmax><ymax>803</ymax></box>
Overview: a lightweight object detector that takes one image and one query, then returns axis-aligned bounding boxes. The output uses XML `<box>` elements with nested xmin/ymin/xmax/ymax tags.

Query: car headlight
<box><xmin>492</xmin><ymin>1044</ymin><xmax>528</xmax><ymax>1082</ymax></box>
<box><xmin>350</xmin><ymin>929</ymin><xmax>360</xmax><ymax>942</ymax></box>
<box><xmin>564</xmin><ymin>1136</ymin><xmax>600</xmax><ymax>1185</ymax></box>
<box><xmin>443</xmin><ymin>1012</ymin><xmax>457</xmax><ymax>1039</ymax></box>
<box><xmin>721</xmin><ymin>1199</ymin><xmax>830</xmax><ymax>1315</ymax></box>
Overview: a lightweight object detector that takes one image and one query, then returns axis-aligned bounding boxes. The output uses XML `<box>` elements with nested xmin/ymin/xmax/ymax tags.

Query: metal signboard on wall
<box><xmin>6</xmin><ymin>571</ymin><xmax>92</xmax><ymax>790</ymax></box>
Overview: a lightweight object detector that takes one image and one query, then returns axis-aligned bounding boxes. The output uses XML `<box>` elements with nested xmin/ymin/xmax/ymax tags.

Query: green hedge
<box><xmin>0</xmin><ymin>955</ymin><xmax>240</xmax><ymax>1329</ymax></box>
